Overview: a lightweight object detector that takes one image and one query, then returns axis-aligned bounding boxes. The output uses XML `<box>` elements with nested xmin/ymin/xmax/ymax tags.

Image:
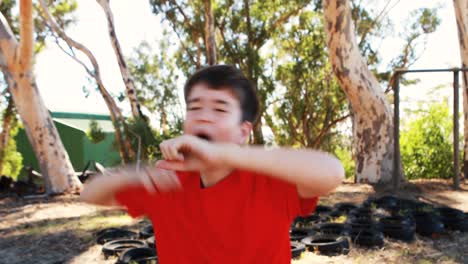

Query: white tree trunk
<box><xmin>454</xmin><ymin>0</ymin><xmax>468</xmax><ymax>180</ymax></box>
<box><xmin>323</xmin><ymin>0</ymin><xmax>401</xmax><ymax>185</ymax></box>
<box><xmin>0</xmin><ymin>0</ymin><xmax>80</xmax><ymax>193</ymax></box>
<box><xmin>97</xmin><ymin>0</ymin><xmax>143</xmax><ymax>119</ymax></box>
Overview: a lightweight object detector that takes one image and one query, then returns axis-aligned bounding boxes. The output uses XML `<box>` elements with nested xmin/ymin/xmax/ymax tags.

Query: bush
<box><xmin>334</xmin><ymin>146</ymin><xmax>355</xmax><ymax>179</ymax></box>
<box><xmin>87</xmin><ymin>119</ymin><xmax>106</xmax><ymax>144</ymax></box>
<box><xmin>0</xmin><ymin>117</ymin><xmax>23</xmax><ymax>180</ymax></box>
<box><xmin>400</xmin><ymin>103</ymin><xmax>456</xmax><ymax>180</ymax></box>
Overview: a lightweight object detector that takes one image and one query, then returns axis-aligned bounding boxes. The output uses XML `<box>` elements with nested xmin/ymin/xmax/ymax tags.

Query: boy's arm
<box><xmin>156</xmin><ymin>136</ymin><xmax>344</xmax><ymax>198</ymax></box>
<box><xmin>223</xmin><ymin>145</ymin><xmax>344</xmax><ymax>198</ymax></box>
<box><xmin>80</xmin><ymin>172</ymin><xmax>133</xmax><ymax>206</ymax></box>
<box><xmin>80</xmin><ymin>166</ymin><xmax>181</xmax><ymax>206</ymax></box>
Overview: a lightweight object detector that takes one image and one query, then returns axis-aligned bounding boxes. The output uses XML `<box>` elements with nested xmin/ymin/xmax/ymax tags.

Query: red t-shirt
<box><xmin>115</xmin><ymin>170</ymin><xmax>318</xmax><ymax>264</ymax></box>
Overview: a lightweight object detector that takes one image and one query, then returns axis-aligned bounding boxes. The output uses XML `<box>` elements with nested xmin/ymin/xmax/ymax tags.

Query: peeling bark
<box><xmin>203</xmin><ymin>0</ymin><xmax>217</xmax><ymax>65</ymax></box>
<box><xmin>453</xmin><ymin>0</ymin><xmax>468</xmax><ymax>180</ymax></box>
<box><xmin>0</xmin><ymin>0</ymin><xmax>80</xmax><ymax>194</ymax></box>
<box><xmin>96</xmin><ymin>0</ymin><xmax>144</xmax><ymax>119</ymax></box>
<box><xmin>38</xmin><ymin>0</ymin><xmax>135</xmax><ymax>163</ymax></box>
<box><xmin>323</xmin><ymin>0</ymin><xmax>402</xmax><ymax>185</ymax></box>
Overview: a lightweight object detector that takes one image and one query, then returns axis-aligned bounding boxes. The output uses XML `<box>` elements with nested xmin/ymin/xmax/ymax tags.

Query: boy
<box><xmin>80</xmin><ymin>65</ymin><xmax>344</xmax><ymax>263</ymax></box>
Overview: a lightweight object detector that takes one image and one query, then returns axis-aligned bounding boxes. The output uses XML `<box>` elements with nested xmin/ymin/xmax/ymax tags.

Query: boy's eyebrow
<box><xmin>187</xmin><ymin>97</ymin><xmax>231</xmax><ymax>106</ymax></box>
<box><xmin>187</xmin><ymin>98</ymin><xmax>200</xmax><ymax>104</ymax></box>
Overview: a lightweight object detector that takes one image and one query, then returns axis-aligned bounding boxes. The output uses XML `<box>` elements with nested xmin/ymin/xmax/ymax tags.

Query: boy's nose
<box><xmin>195</xmin><ymin>110</ymin><xmax>214</xmax><ymax>123</ymax></box>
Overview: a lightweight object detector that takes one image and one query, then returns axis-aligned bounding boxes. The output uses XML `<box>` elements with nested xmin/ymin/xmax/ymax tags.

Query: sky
<box><xmin>34</xmin><ymin>0</ymin><xmax>461</xmax><ymax>119</ymax></box>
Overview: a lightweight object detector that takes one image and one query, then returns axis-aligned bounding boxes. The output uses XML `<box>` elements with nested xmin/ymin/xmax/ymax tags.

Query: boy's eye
<box><xmin>188</xmin><ymin>107</ymin><xmax>201</xmax><ymax>111</ymax></box>
<box><xmin>215</xmin><ymin>109</ymin><xmax>227</xmax><ymax>113</ymax></box>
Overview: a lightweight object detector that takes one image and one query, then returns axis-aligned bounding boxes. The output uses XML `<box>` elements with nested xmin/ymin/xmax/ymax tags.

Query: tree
<box><xmin>323</xmin><ymin>0</ymin><xmax>399</xmax><ymax>186</ymax></box>
<box><xmin>203</xmin><ymin>0</ymin><xmax>216</xmax><ymax>65</ymax></box>
<box><xmin>267</xmin><ymin>10</ymin><xmax>349</xmax><ymax>149</ymax></box>
<box><xmin>96</xmin><ymin>0</ymin><xmax>145</xmax><ymax>119</ymax></box>
<box><xmin>150</xmin><ymin>0</ymin><xmax>312</xmax><ymax>144</ymax></box>
<box><xmin>453</xmin><ymin>0</ymin><xmax>468</xmax><ymax>180</ymax></box>
<box><xmin>127</xmin><ymin>39</ymin><xmax>183</xmax><ymax>134</ymax></box>
<box><xmin>0</xmin><ymin>0</ymin><xmax>81</xmax><ymax>194</ymax></box>
<box><xmin>38</xmin><ymin>0</ymin><xmax>136</xmax><ymax>164</ymax></box>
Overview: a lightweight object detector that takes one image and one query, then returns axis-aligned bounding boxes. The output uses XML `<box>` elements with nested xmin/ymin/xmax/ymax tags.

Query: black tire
<box><xmin>362</xmin><ymin>197</ymin><xmax>377</xmax><ymax>208</ymax></box>
<box><xmin>437</xmin><ymin>207</ymin><xmax>466</xmax><ymax>231</ymax></box>
<box><xmin>412</xmin><ymin>202</ymin><xmax>435</xmax><ymax>213</ymax></box>
<box><xmin>301</xmin><ymin>235</ymin><xmax>350</xmax><ymax>256</ymax></box>
<box><xmin>303</xmin><ymin>214</ymin><xmax>321</xmax><ymax>224</ymax></box>
<box><xmin>96</xmin><ymin>228</ymin><xmax>138</xmax><ymax>245</ymax></box>
<box><xmin>446</xmin><ymin>218</ymin><xmax>468</xmax><ymax>232</ymax></box>
<box><xmin>290</xmin><ymin>228</ymin><xmax>316</xmax><ymax>241</ymax></box>
<box><xmin>375</xmin><ymin>195</ymin><xmax>399</xmax><ymax>209</ymax></box>
<box><xmin>290</xmin><ymin>241</ymin><xmax>306</xmax><ymax>259</ymax></box>
<box><xmin>146</xmin><ymin>236</ymin><xmax>156</xmax><ymax>250</ymax></box>
<box><xmin>437</xmin><ymin>207</ymin><xmax>464</xmax><ymax>219</ymax></box>
<box><xmin>117</xmin><ymin>247</ymin><xmax>157</xmax><ymax>264</ymax></box>
<box><xmin>347</xmin><ymin>217</ymin><xmax>379</xmax><ymax>232</ymax></box>
<box><xmin>349</xmin><ymin>229</ymin><xmax>384</xmax><ymax>248</ymax></box>
<box><xmin>412</xmin><ymin>212</ymin><xmax>445</xmax><ymax>237</ymax></box>
<box><xmin>329</xmin><ymin>210</ymin><xmax>346</xmax><ymax>218</ymax></box>
<box><xmin>380</xmin><ymin>215</ymin><xmax>412</xmax><ymax>226</ymax></box>
<box><xmin>334</xmin><ymin>203</ymin><xmax>358</xmax><ymax>213</ymax></box>
<box><xmin>380</xmin><ymin>216</ymin><xmax>415</xmax><ymax>242</ymax></box>
<box><xmin>349</xmin><ymin>208</ymin><xmax>373</xmax><ymax>218</ymax></box>
<box><xmin>102</xmin><ymin>239</ymin><xmax>147</xmax><ymax>257</ymax></box>
<box><xmin>315</xmin><ymin>205</ymin><xmax>333</xmax><ymax>215</ymax></box>
<box><xmin>139</xmin><ymin>225</ymin><xmax>154</xmax><ymax>239</ymax></box>
<box><xmin>316</xmin><ymin>223</ymin><xmax>350</xmax><ymax>236</ymax></box>
<box><xmin>293</xmin><ymin>215</ymin><xmax>322</xmax><ymax>228</ymax></box>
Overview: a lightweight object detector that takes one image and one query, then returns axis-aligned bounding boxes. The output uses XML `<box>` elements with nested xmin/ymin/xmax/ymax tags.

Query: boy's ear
<box><xmin>240</xmin><ymin>121</ymin><xmax>252</xmax><ymax>144</ymax></box>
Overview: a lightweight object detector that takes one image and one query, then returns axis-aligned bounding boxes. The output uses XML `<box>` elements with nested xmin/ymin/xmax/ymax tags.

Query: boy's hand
<box><xmin>156</xmin><ymin>135</ymin><xmax>225</xmax><ymax>171</ymax></box>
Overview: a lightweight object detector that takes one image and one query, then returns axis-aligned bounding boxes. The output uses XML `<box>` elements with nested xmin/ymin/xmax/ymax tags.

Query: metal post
<box><xmin>393</xmin><ymin>73</ymin><xmax>401</xmax><ymax>190</ymax></box>
<box><xmin>454</xmin><ymin>70</ymin><xmax>460</xmax><ymax>189</ymax></box>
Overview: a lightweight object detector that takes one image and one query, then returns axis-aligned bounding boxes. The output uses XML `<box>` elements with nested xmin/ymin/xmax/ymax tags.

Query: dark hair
<box><xmin>184</xmin><ymin>65</ymin><xmax>259</xmax><ymax>123</ymax></box>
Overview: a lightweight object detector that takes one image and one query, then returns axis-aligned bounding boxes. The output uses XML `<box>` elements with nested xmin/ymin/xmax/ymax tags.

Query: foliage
<box><xmin>400</xmin><ymin>103</ymin><xmax>456</xmax><ymax>179</ymax></box>
<box><xmin>127</xmin><ymin>38</ymin><xmax>184</xmax><ymax>134</ymax></box>
<box><xmin>268</xmin><ymin>10</ymin><xmax>349</xmax><ymax>149</ymax></box>
<box><xmin>334</xmin><ymin>145</ymin><xmax>355</xmax><ymax>179</ymax></box>
<box><xmin>86</xmin><ymin>120</ymin><xmax>106</xmax><ymax>144</ymax></box>
<box><xmin>0</xmin><ymin>101</ymin><xmax>23</xmax><ymax>180</ymax></box>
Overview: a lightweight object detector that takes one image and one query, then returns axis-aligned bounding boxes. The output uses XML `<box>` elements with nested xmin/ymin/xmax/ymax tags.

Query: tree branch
<box><xmin>19</xmin><ymin>0</ymin><xmax>33</xmax><ymax>72</ymax></box>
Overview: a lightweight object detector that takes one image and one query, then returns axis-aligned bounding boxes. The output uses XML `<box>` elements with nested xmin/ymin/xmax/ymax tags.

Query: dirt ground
<box><xmin>0</xmin><ymin>179</ymin><xmax>467</xmax><ymax>264</ymax></box>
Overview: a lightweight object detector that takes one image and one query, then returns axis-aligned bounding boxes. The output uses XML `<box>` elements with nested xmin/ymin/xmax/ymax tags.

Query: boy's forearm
<box><xmin>80</xmin><ymin>170</ymin><xmax>134</xmax><ymax>206</ymax></box>
<box><xmin>222</xmin><ymin>145</ymin><xmax>344</xmax><ymax>197</ymax></box>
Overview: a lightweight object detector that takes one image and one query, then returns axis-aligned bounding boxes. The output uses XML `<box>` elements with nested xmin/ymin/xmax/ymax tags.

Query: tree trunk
<box><xmin>203</xmin><ymin>0</ymin><xmax>217</xmax><ymax>65</ymax></box>
<box><xmin>0</xmin><ymin>95</ymin><xmax>14</xmax><ymax>173</ymax></box>
<box><xmin>96</xmin><ymin>0</ymin><xmax>144</xmax><ymax>119</ymax></box>
<box><xmin>0</xmin><ymin>0</ymin><xmax>80</xmax><ymax>194</ymax></box>
<box><xmin>39</xmin><ymin>0</ymin><xmax>135</xmax><ymax>164</ymax></box>
<box><xmin>454</xmin><ymin>0</ymin><xmax>468</xmax><ymax>180</ymax></box>
<box><xmin>323</xmin><ymin>0</ymin><xmax>402</xmax><ymax>185</ymax></box>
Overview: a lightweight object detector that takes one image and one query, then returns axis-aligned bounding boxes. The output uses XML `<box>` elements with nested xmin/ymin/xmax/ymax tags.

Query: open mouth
<box><xmin>196</xmin><ymin>133</ymin><xmax>212</xmax><ymax>141</ymax></box>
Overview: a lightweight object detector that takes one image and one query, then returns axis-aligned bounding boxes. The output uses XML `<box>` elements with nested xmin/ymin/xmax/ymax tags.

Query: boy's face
<box><xmin>184</xmin><ymin>83</ymin><xmax>252</xmax><ymax>144</ymax></box>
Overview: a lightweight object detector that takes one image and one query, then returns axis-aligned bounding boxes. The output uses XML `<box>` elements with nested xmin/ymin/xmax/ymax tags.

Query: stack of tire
<box><xmin>95</xmin><ymin>225</ymin><xmax>157</xmax><ymax>264</ymax></box>
<box><xmin>289</xmin><ymin>196</ymin><xmax>468</xmax><ymax>259</ymax></box>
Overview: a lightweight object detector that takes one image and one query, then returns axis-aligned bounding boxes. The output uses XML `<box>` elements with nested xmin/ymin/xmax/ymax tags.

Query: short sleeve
<box><xmin>268</xmin><ymin>176</ymin><xmax>319</xmax><ymax>222</ymax></box>
<box><xmin>114</xmin><ymin>185</ymin><xmax>151</xmax><ymax>218</ymax></box>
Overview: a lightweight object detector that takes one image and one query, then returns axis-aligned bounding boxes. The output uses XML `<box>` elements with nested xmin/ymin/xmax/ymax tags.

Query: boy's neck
<box><xmin>200</xmin><ymin>167</ymin><xmax>234</xmax><ymax>188</ymax></box>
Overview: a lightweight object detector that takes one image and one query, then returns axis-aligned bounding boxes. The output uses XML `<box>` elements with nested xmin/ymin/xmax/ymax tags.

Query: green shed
<box><xmin>15</xmin><ymin>112</ymin><xmax>121</xmax><ymax>179</ymax></box>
